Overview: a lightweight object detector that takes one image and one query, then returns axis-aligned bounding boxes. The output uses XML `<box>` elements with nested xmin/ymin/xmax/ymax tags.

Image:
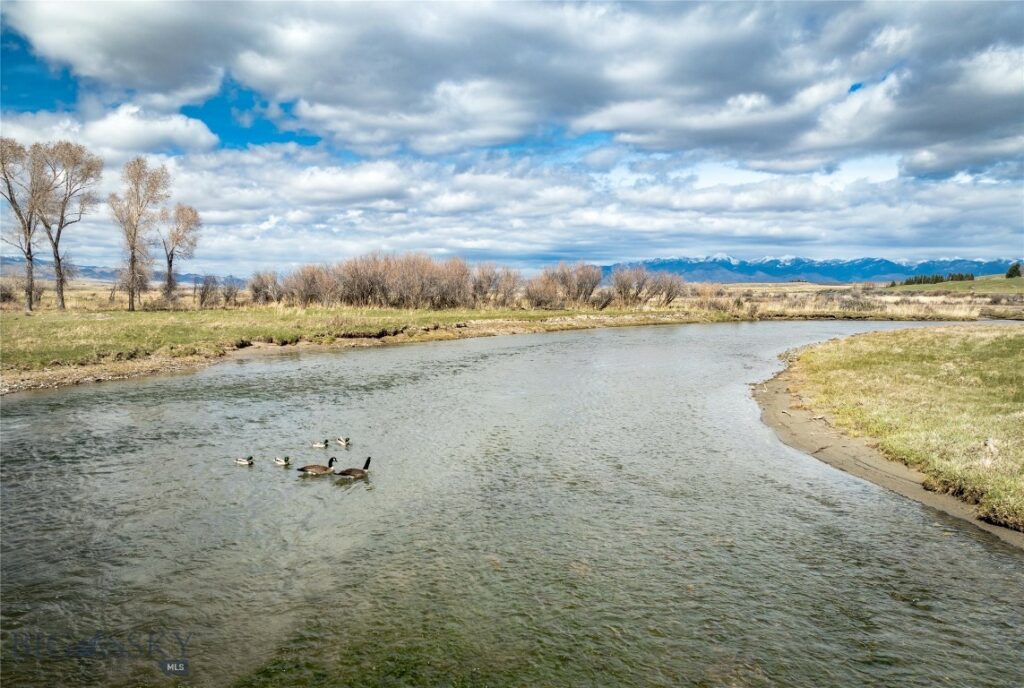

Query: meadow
<box><xmin>787</xmin><ymin>324</ymin><xmax>1024</xmax><ymax>531</ymax></box>
<box><xmin>2</xmin><ymin>276</ymin><xmax>1022</xmax><ymax>386</ymax></box>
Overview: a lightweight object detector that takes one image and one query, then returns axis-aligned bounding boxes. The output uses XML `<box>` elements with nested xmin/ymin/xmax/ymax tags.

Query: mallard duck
<box><xmin>337</xmin><ymin>457</ymin><xmax>371</xmax><ymax>479</ymax></box>
<box><xmin>297</xmin><ymin>457</ymin><xmax>337</xmax><ymax>475</ymax></box>
<box><xmin>311</xmin><ymin>439</ymin><xmax>330</xmax><ymax>449</ymax></box>
<box><xmin>336</xmin><ymin>437</ymin><xmax>351</xmax><ymax>447</ymax></box>
<box><xmin>234</xmin><ymin>456</ymin><xmax>254</xmax><ymax>466</ymax></box>
<box><xmin>273</xmin><ymin>456</ymin><xmax>291</xmax><ymax>466</ymax></box>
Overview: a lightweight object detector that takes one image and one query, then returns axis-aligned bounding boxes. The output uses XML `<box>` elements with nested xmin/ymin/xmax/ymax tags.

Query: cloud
<box><xmin>1</xmin><ymin>105</ymin><xmax>218</xmax><ymax>159</ymax></box>
<box><xmin>4</xmin><ymin>2</ymin><xmax>1021</xmax><ymax>172</ymax></box>
<box><xmin>1</xmin><ymin>2</ymin><xmax>1021</xmax><ymax>272</ymax></box>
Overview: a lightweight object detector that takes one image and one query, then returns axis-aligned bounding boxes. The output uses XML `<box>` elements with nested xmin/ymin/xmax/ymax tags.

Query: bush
<box><xmin>248</xmin><ymin>271</ymin><xmax>283</xmax><ymax>304</ymax></box>
<box><xmin>611</xmin><ymin>266</ymin><xmax>650</xmax><ymax>306</ymax></box>
<box><xmin>524</xmin><ymin>272</ymin><xmax>562</xmax><ymax>308</ymax></box>
<box><xmin>198</xmin><ymin>275</ymin><xmax>220</xmax><ymax>308</ymax></box>
<box><xmin>222</xmin><ymin>280</ymin><xmax>240</xmax><ymax>306</ymax></box>
<box><xmin>1008</xmin><ymin>262</ymin><xmax>1022</xmax><ymax>279</ymax></box>
<box><xmin>648</xmin><ymin>272</ymin><xmax>685</xmax><ymax>306</ymax></box>
<box><xmin>0</xmin><ymin>278</ymin><xmax>17</xmax><ymax>304</ymax></box>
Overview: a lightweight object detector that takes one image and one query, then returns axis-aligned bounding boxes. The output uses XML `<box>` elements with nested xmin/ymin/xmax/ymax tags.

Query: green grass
<box><xmin>0</xmin><ymin>305</ymin><xmax>658</xmax><ymax>371</ymax></box>
<box><xmin>791</xmin><ymin>324</ymin><xmax>1024</xmax><ymax>530</ymax></box>
<box><xmin>885</xmin><ymin>274</ymin><xmax>1024</xmax><ymax>294</ymax></box>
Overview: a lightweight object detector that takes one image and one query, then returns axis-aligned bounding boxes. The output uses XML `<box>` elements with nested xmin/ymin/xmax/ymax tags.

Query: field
<box><xmin>787</xmin><ymin>324</ymin><xmax>1024</xmax><ymax>530</ymax></box>
<box><xmin>2</xmin><ymin>280</ymin><xmax>1023</xmax><ymax>393</ymax></box>
<box><xmin>885</xmin><ymin>274</ymin><xmax>1024</xmax><ymax>294</ymax></box>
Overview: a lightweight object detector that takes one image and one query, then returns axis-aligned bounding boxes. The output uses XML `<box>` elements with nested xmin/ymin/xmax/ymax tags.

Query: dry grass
<box><xmin>788</xmin><ymin>324</ymin><xmax>1024</xmax><ymax>530</ymax></box>
<box><xmin>2</xmin><ymin>278</ymin><xmax>1020</xmax><ymax>386</ymax></box>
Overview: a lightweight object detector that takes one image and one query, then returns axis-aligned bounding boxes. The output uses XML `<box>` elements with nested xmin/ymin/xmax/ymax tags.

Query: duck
<box><xmin>234</xmin><ymin>456</ymin><xmax>254</xmax><ymax>466</ymax></box>
<box><xmin>336</xmin><ymin>436</ymin><xmax>351</xmax><ymax>447</ymax></box>
<box><xmin>273</xmin><ymin>456</ymin><xmax>291</xmax><ymax>466</ymax></box>
<box><xmin>311</xmin><ymin>439</ymin><xmax>330</xmax><ymax>449</ymax></box>
<box><xmin>297</xmin><ymin>457</ymin><xmax>337</xmax><ymax>475</ymax></box>
<box><xmin>337</xmin><ymin>457</ymin><xmax>371</xmax><ymax>480</ymax></box>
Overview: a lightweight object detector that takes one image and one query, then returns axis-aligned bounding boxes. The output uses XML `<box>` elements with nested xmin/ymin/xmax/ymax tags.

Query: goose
<box><xmin>297</xmin><ymin>457</ymin><xmax>337</xmax><ymax>475</ymax></box>
<box><xmin>311</xmin><ymin>439</ymin><xmax>330</xmax><ymax>449</ymax></box>
<box><xmin>337</xmin><ymin>457</ymin><xmax>371</xmax><ymax>480</ymax></box>
<box><xmin>234</xmin><ymin>456</ymin><xmax>254</xmax><ymax>466</ymax></box>
<box><xmin>336</xmin><ymin>437</ymin><xmax>351</xmax><ymax>447</ymax></box>
<box><xmin>273</xmin><ymin>456</ymin><xmax>291</xmax><ymax>466</ymax></box>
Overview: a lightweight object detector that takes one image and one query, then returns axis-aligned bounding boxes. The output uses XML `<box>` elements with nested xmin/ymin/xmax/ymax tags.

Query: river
<box><xmin>1</xmin><ymin>321</ymin><xmax>1021</xmax><ymax>687</ymax></box>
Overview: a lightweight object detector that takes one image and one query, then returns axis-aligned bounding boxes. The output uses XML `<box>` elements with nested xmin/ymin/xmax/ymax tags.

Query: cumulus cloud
<box><xmin>1</xmin><ymin>1</ymin><xmax>1021</xmax><ymax>271</ymax></box>
<box><xmin>1</xmin><ymin>105</ymin><xmax>218</xmax><ymax>160</ymax></box>
<box><xmin>5</xmin><ymin>1</ymin><xmax>1021</xmax><ymax>171</ymax></box>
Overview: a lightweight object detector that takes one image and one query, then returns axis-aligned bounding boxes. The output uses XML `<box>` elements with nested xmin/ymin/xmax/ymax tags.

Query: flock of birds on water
<box><xmin>233</xmin><ymin>436</ymin><xmax>372</xmax><ymax>479</ymax></box>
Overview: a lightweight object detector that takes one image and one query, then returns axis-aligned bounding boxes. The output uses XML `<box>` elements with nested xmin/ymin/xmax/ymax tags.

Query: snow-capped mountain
<box><xmin>602</xmin><ymin>256</ymin><xmax>1020</xmax><ymax>283</ymax></box>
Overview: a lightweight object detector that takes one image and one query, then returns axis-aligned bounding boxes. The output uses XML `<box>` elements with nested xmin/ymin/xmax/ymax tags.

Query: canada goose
<box><xmin>234</xmin><ymin>456</ymin><xmax>254</xmax><ymax>466</ymax></box>
<box><xmin>337</xmin><ymin>457</ymin><xmax>371</xmax><ymax>479</ymax></box>
<box><xmin>336</xmin><ymin>437</ymin><xmax>351</xmax><ymax>447</ymax></box>
<box><xmin>311</xmin><ymin>439</ymin><xmax>330</xmax><ymax>449</ymax></box>
<box><xmin>297</xmin><ymin>457</ymin><xmax>337</xmax><ymax>475</ymax></box>
<box><xmin>273</xmin><ymin>456</ymin><xmax>291</xmax><ymax>466</ymax></box>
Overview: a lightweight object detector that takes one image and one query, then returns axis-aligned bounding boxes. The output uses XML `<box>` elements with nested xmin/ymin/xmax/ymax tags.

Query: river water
<box><xmin>1</xmin><ymin>321</ymin><xmax>1021</xmax><ymax>687</ymax></box>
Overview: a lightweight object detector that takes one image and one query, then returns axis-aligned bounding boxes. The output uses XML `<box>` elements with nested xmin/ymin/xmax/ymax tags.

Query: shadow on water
<box><xmin>1</xmin><ymin>322</ymin><xmax>1021</xmax><ymax>687</ymax></box>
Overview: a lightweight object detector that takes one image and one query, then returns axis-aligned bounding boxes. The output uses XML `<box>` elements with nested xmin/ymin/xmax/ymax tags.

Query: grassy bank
<box><xmin>2</xmin><ymin>280</ymin><xmax>1021</xmax><ymax>393</ymax></box>
<box><xmin>885</xmin><ymin>274</ymin><xmax>1024</xmax><ymax>295</ymax></box>
<box><xmin>786</xmin><ymin>324</ymin><xmax>1024</xmax><ymax>531</ymax></box>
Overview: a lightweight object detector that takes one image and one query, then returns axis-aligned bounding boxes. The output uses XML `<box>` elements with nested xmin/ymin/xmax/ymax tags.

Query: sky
<box><xmin>1</xmin><ymin>1</ymin><xmax>1022</xmax><ymax>275</ymax></box>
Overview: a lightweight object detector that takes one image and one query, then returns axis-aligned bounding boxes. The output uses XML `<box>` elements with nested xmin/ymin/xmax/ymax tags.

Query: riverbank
<box><xmin>0</xmin><ymin>297</ymin><xmax>998</xmax><ymax>394</ymax></box>
<box><xmin>755</xmin><ymin>323</ymin><xmax>1024</xmax><ymax>547</ymax></box>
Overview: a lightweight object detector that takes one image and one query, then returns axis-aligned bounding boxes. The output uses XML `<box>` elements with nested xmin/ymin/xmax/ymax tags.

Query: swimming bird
<box><xmin>273</xmin><ymin>456</ymin><xmax>291</xmax><ymax>466</ymax></box>
<box><xmin>311</xmin><ymin>439</ymin><xmax>330</xmax><ymax>449</ymax></box>
<box><xmin>234</xmin><ymin>456</ymin><xmax>254</xmax><ymax>466</ymax></box>
<box><xmin>336</xmin><ymin>436</ymin><xmax>351</xmax><ymax>447</ymax></box>
<box><xmin>337</xmin><ymin>457</ymin><xmax>371</xmax><ymax>480</ymax></box>
<box><xmin>297</xmin><ymin>457</ymin><xmax>337</xmax><ymax>475</ymax></box>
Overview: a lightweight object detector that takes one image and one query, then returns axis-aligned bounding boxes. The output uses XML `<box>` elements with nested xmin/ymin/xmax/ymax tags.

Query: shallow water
<box><xmin>1</xmin><ymin>321</ymin><xmax>1021</xmax><ymax>687</ymax></box>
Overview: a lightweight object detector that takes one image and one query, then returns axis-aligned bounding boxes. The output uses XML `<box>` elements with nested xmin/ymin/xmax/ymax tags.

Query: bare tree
<box><xmin>1</xmin><ymin>138</ymin><xmax>52</xmax><ymax>313</ymax></box>
<box><xmin>108</xmin><ymin>157</ymin><xmax>170</xmax><ymax>311</ymax></box>
<box><xmin>37</xmin><ymin>141</ymin><xmax>103</xmax><ymax>310</ymax></box>
<box><xmin>156</xmin><ymin>203</ymin><xmax>201</xmax><ymax>301</ymax></box>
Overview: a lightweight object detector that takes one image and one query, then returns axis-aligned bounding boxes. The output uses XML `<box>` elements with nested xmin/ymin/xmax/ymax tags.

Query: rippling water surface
<box><xmin>2</xmin><ymin>321</ymin><xmax>1022</xmax><ymax>687</ymax></box>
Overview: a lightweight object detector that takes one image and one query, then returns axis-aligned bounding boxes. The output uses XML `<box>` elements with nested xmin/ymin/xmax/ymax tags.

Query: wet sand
<box><xmin>754</xmin><ymin>367</ymin><xmax>1024</xmax><ymax>549</ymax></box>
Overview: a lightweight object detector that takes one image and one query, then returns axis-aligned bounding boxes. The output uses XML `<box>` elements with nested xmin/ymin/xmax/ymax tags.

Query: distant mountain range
<box><xmin>603</xmin><ymin>256</ymin><xmax>1020</xmax><ymax>283</ymax></box>
<box><xmin>2</xmin><ymin>254</ymin><xmax>1019</xmax><ymax>286</ymax></box>
<box><xmin>0</xmin><ymin>256</ymin><xmax>247</xmax><ymax>286</ymax></box>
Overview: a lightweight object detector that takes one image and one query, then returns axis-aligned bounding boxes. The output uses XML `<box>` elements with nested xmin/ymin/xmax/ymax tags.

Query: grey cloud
<box><xmin>5</xmin><ymin>2</ymin><xmax>1021</xmax><ymax>174</ymax></box>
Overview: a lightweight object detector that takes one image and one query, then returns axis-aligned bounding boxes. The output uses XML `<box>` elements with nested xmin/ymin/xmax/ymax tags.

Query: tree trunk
<box><xmin>164</xmin><ymin>254</ymin><xmax>175</xmax><ymax>301</ymax></box>
<box><xmin>51</xmin><ymin>242</ymin><xmax>66</xmax><ymax>310</ymax></box>
<box><xmin>127</xmin><ymin>251</ymin><xmax>136</xmax><ymax>312</ymax></box>
<box><xmin>23</xmin><ymin>246</ymin><xmax>34</xmax><ymax>313</ymax></box>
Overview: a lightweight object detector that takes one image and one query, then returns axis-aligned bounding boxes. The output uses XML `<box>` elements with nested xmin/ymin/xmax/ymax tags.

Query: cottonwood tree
<box><xmin>156</xmin><ymin>203</ymin><xmax>201</xmax><ymax>301</ymax></box>
<box><xmin>37</xmin><ymin>141</ymin><xmax>103</xmax><ymax>310</ymax></box>
<box><xmin>108</xmin><ymin>157</ymin><xmax>170</xmax><ymax>311</ymax></box>
<box><xmin>0</xmin><ymin>138</ymin><xmax>52</xmax><ymax>312</ymax></box>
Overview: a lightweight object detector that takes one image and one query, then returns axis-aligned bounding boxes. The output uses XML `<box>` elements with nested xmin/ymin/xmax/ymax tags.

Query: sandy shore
<box><xmin>754</xmin><ymin>366</ymin><xmax>1024</xmax><ymax>550</ymax></box>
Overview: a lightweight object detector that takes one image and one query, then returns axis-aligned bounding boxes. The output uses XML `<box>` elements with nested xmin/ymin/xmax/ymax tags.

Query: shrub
<box><xmin>248</xmin><ymin>271</ymin><xmax>283</xmax><ymax>304</ymax></box>
<box><xmin>648</xmin><ymin>272</ymin><xmax>685</xmax><ymax>306</ymax></box>
<box><xmin>198</xmin><ymin>275</ymin><xmax>220</xmax><ymax>308</ymax></box>
<box><xmin>222</xmin><ymin>280</ymin><xmax>240</xmax><ymax>306</ymax></box>
<box><xmin>524</xmin><ymin>272</ymin><xmax>562</xmax><ymax>308</ymax></box>
<box><xmin>0</xmin><ymin>278</ymin><xmax>17</xmax><ymax>304</ymax></box>
<box><xmin>1008</xmin><ymin>262</ymin><xmax>1022</xmax><ymax>279</ymax></box>
<box><xmin>282</xmin><ymin>265</ymin><xmax>324</xmax><ymax>307</ymax></box>
<box><xmin>472</xmin><ymin>263</ymin><xmax>522</xmax><ymax>308</ymax></box>
<box><xmin>611</xmin><ymin>266</ymin><xmax>650</xmax><ymax>306</ymax></box>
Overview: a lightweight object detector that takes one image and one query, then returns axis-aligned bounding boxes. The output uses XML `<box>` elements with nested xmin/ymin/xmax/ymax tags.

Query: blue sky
<box><xmin>1</xmin><ymin>1</ymin><xmax>1021</xmax><ymax>275</ymax></box>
